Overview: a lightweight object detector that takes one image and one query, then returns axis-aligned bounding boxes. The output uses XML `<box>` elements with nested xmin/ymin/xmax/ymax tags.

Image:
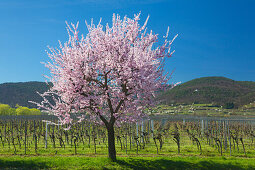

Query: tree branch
<box><xmin>104</xmin><ymin>70</ymin><xmax>114</xmax><ymax>115</ymax></box>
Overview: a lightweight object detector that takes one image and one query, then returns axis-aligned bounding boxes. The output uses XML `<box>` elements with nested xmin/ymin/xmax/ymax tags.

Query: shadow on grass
<box><xmin>0</xmin><ymin>159</ymin><xmax>49</xmax><ymax>169</ymax></box>
<box><xmin>116</xmin><ymin>158</ymin><xmax>250</xmax><ymax>170</ymax></box>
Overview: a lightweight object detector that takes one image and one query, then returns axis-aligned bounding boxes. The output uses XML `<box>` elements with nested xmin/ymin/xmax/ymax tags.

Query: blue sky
<box><xmin>0</xmin><ymin>0</ymin><xmax>254</xmax><ymax>84</ymax></box>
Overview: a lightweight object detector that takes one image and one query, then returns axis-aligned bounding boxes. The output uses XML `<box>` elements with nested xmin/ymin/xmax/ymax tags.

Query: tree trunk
<box><xmin>107</xmin><ymin>124</ymin><xmax>116</xmax><ymax>161</ymax></box>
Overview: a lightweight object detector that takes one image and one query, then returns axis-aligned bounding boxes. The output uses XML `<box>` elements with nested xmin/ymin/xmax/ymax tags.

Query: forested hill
<box><xmin>158</xmin><ymin>77</ymin><xmax>255</xmax><ymax>108</ymax></box>
<box><xmin>1</xmin><ymin>77</ymin><xmax>255</xmax><ymax>109</ymax></box>
<box><xmin>0</xmin><ymin>82</ymin><xmax>50</xmax><ymax>108</ymax></box>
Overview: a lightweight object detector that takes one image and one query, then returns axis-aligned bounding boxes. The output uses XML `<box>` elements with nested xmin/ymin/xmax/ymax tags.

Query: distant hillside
<box><xmin>1</xmin><ymin>77</ymin><xmax>255</xmax><ymax>109</ymax></box>
<box><xmin>158</xmin><ymin>77</ymin><xmax>255</xmax><ymax>108</ymax></box>
<box><xmin>0</xmin><ymin>82</ymin><xmax>50</xmax><ymax>108</ymax></box>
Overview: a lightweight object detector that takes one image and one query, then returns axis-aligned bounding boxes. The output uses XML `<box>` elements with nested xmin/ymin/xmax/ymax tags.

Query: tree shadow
<box><xmin>116</xmin><ymin>158</ymin><xmax>251</xmax><ymax>170</ymax></box>
<box><xmin>0</xmin><ymin>159</ymin><xmax>49</xmax><ymax>169</ymax></box>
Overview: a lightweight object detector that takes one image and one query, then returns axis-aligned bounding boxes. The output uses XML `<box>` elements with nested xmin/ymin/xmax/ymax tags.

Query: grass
<box><xmin>1</xmin><ymin>135</ymin><xmax>254</xmax><ymax>158</ymax></box>
<box><xmin>0</xmin><ymin>121</ymin><xmax>254</xmax><ymax>158</ymax></box>
<box><xmin>0</xmin><ymin>116</ymin><xmax>254</xmax><ymax>169</ymax></box>
<box><xmin>0</xmin><ymin>138</ymin><xmax>254</xmax><ymax>169</ymax></box>
<box><xmin>0</xmin><ymin>155</ymin><xmax>254</xmax><ymax>169</ymax></box>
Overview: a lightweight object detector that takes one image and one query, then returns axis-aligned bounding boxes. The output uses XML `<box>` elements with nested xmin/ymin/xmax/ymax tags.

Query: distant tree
<box><xmin>0</xmin><ymin>104</ymin><xmax>15</xmax><ymax>115</ymax></box>
<box><xmin>16</xmin><ymin>105</ymin><xmax>31</xmax><ymax>115</ymax></box>
<box><xmin>29</xmin><ymin>108</ymin><xmax>41</xmax><ymax>115</ymax></box>
<box><xmin>223</xmin><ymin>102</ymin><xmax>235</xmax><ymax>109</ymax></box>
<box><xmin>32</xmin><ymin>13</ymin><xmax>177</xmax><ymax>161</ymax></box>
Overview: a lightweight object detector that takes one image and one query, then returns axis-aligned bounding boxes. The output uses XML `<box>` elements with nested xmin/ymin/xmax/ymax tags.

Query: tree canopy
<box><xmin>0</xmin><ymin>104</ymin><xmax>41</xmax><ymax>115</ymax></box>
<box><xmin>33</xmin><ymin>13</ymin><xmax>176</xmax><ymax>161</ymax></box>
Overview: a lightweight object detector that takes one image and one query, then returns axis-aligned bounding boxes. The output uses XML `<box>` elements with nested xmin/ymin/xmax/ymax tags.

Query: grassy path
<box><xmin>0</xmin><ymin>155</ymin><xmax>254</xmax><ymax>169</ymax></box>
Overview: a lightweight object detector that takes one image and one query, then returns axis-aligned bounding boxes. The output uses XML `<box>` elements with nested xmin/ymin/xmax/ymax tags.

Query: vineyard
<box><xmin>0</xmin><ymin>115</ymin><xmax>254</xmax><ymax>158</ymax></box>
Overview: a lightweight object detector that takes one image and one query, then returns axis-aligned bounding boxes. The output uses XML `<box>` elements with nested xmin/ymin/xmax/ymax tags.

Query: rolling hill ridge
<box><xmin>158</xmin><ymin>76</ymin><xmax>255</xmax><ymax>108</ymax></box>
<box><xmin>0</xmin><ymin>82</ymin><xmax>50</xmax><ymax>108</ymax></box>
<box><xmin>0</xmin><ymin>77</ymin><xmax>255</xmax><ymax>108</ymax></box>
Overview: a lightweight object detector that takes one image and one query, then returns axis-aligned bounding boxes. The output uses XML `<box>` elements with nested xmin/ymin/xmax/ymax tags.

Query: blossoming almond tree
<box><xmin>32</xmin><ymin>13</ymin><xmax>177</xmax><ymax>161</ymax></box>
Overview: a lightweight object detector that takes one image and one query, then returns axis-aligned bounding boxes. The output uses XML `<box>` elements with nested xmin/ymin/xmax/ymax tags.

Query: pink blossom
<box><xmin>32</xmin><ymin>13</ymin><xmax>177</xmax><ymax>127</ymax></box>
